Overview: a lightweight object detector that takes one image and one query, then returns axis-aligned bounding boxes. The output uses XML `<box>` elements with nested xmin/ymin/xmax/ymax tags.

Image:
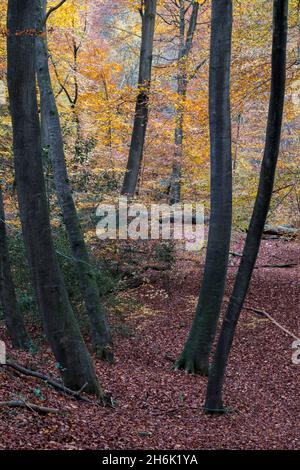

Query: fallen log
<box><xmin>229</xmin><ymin>252</ymin><xmax>297</xmax><ymax>268</ymax></box>
<box><xmin>263</xmin><ymin>224</ymin><xmax>299</xmax><ymax>238</ymax></box>
<box><xmin>228</xmin><ymin>262</ymin><xmax>297</xmax><ymax>269</ymax></box>
<box><xmin>255</xmin><ymin>263</ymin><xmax>297</xmax><ymax>268</ymax></box>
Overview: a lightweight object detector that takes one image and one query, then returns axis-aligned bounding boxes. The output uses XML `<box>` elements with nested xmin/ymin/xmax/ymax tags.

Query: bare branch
<box><xmin>44</xmin><ymin>0</ymin><xmax>68</xmax><ymax>25</ymax></box>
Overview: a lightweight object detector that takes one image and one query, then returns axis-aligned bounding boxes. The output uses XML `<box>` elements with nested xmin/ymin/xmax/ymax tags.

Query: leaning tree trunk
<box><xmin>175</xmin><ymin>0</ymin><xmax>233</xmax><ymax>375</ymax></box>
<box><xmin>121</xmin><ymin>0</ymin><xmax>157</xmax><ymax>197</ymax></box>
<box><xmin>7</xmin><ymin>0</ymin><xmax>101</xmax><ymax>394</ymax></box>
<box><xmin>0</xmin><ymin>185</ymin><xmax>30</xmax><ymax>349</ymax></box>
<box><xmin>205</xmin><ymin>0</ymin><xmax>288</xmax><ymax>414</ymax></box>
<box><xmin>35</xmin><ymin>0</ymin><xmax>112</xmax><ymax>360</ymax></box>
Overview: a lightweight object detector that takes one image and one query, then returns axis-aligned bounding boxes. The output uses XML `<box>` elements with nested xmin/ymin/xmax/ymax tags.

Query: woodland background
<box><xmin>0</xmin><ymin>0</ymin><xmax>299</xmax><ymax>451</ymax></box>
<box><xmin>1</xmin><ymin>0</ymin><xmax>299</xmax><ymax>222</ymax></box>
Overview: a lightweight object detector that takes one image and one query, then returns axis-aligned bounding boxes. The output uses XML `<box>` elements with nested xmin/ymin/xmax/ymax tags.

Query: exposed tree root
<box><xmin>174</xmin><ymin>353</ymin><xmax>209</xmax><ymax>376</ymax></box>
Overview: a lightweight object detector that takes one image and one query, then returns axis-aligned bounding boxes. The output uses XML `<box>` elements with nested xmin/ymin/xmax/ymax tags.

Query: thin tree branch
<box><xmin>243</xmin><ymin>306</ymin><xmax>300</xmax><ymax>342</ymax></box>
<box><xmin>44</xmin><ymin>0</ymin><xmax>68</xmax><ymax>25</ymax></box>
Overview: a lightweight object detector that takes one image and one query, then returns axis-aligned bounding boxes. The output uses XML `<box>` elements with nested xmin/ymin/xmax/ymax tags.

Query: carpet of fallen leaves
<box><xmin>0</xmin><ymin>234</ymin><xmax>299</xmax><ymax>450</ymax></box>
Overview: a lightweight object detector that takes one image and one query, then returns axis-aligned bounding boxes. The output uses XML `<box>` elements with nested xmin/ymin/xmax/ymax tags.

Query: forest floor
<box><xmin>0</xmin><ymin>232</ymin><xmax>299</xmax><ymax>450</ymax></box>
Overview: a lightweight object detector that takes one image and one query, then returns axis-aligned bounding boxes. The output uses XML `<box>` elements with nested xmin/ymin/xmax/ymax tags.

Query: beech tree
<box><xmin>7</xmin><ymin>0</ymin><xmax>101</xmax><ymax>394</ymax></box>
<box><xmin>205</xmin><ymin>0</ymin><xmax>288</xmax><ymax>414</ymax></box>
<box><xmin>175</xmin><ymin>0</ymin><xmax>233</xmax><ymax>375</ymax></box>
<box><xmin>0</xmin><ymin>184</ymin><xmax>29</xmax><ymax>349</ymax></box>
<box><xmin>36</xmin><ymin>0</ymin><xmax>112</xmax><ymax>360</ymax></box>
<box><xmin>121</xmin><ymin>0</ymin><xmax>157</xmax><ymax>197</ymax></box>
<box><xmin>169</xmin><ymin>0</ymin><xmax>200</xmax><ymax>205</ymax></box>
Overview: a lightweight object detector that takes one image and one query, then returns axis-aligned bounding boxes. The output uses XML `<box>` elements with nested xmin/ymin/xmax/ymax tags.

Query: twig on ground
<box><xmin>0</xmin><ymin>401</ymin><xmax>62</xmax><ymax>414</ymax></box>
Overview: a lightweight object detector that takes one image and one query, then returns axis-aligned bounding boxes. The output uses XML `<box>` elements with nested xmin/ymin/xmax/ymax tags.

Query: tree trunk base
<box><xmin>95</xmin><ymin>344</ymin><xmax>114</xmax><ymax>363</ymax></box>
<box><xmin>174</xmin><ymin>351</ymin><xmax>209</xmax><ymax>376</ymax></box>
<box><xmin>11</xmin><ymin>336</ymin><xmax>31</xmax><ymax>351</ymax></box>
<box><xmin>204</xmin><ymin>404</ymin><xmax>231</xmax><ymax>415</ymax></box>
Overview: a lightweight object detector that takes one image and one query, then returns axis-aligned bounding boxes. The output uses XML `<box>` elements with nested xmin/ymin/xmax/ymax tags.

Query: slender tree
<box><xmin>7</xmin><ymin>0</ymin><xmax>101</xmax><ymax>394</ymax></box>
<box><xmin>121</xmin><ymin>0</ymin><xmax>157</xmax><ymax>197</ymax></box>
<box><xmin>0</xmin><ymin>184</ymin><xmax>29</xmax><ymax>349</ymax></box>
<box><xmin>169</xmin><ymin>0</ymin><xmax>200</xmax><ymax>205</ymax></box>
<box><xmin>36</xmin><ymin>0</ymin><xmax>112</xmax><ymax>360</ymax></box>
<box><xmin>175</xmin><ymin>0</ymin><xmax>233</xmax><ymax>375</ymax></box>
<box><xmin>205</xmin><ymin>0</ymin><xmax>288</xmax><ymax>413</ymax></box>
<box><xmin>47</xmin><ymin>1</ymin><xmax>85</xmax><ymax>162</ymax></box>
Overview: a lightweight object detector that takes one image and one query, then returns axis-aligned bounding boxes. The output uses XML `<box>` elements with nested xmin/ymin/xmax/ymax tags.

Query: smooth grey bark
<box><xmin>205</xmin><ymin>0</ymin><xmax>288</xmax><ymax>413</ymax></box>
<box><xmin>169</xmin><ymin>0</ymin><xmax>199</xmax><ymax>205</ymax></box>
<box><xmin>121</xmin><ymin>0</ymin><xmax>157</xmax><ymax>197</ymax></box>
<box><xmin>0</xmin><ymin>185</ymin><xmax>30</xmax><ymax>349</ymax></box>
<box><xmin>7</xmin><ymin>0</ymin><xmax>101</xmax><ymax>394</ymax></box>
<box><xmin>36</xmin><ymin>0</ymin><xmax>112</xmax><ymax>360</ymax></box>
<box><xmin>233</xmin><ymin>113</ymin><xmax>242</xmax><ymax>172</ymax></box>
<box><xmin>175</xmin><ymin>0</ymin><xmax>233</xmax><ymax>375</ymax></box>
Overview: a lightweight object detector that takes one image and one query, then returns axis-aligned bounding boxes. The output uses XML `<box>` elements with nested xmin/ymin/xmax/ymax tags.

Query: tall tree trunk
<box><xmin>205</xmin><ymin>0</ymin><xmax>288</xmax><ymax>413</ymax></box>
<box><xmin>7</xmin><ymin>0</ymin><xmax>101</xmax><ymax>395</ymax></box>
<box><xmin>169</xmin><ymin>1</ymin><xmax>186</xmax><ymax>206</ymax></box>
<box><xmin>35</xmin><ymin>0</ymin><xmax>112</xmax><ymax>360</ymax></box>
<box><xmin>72</xmin><ymin>35</ymin><xmax>82</xmax><ymax>162</ymax></box>
<box><xmin>0</xmin><ymin>185</ymin><xmax>30</xmax><ymax>349</ymax></box>
<box><xmin>169</xmin><ymin>0</ymin><xmax>199</xmax><ymax>205</ymax></box>
<box><xmin>175</xmin><ymin>0</ymin><xmax>232</xmax><ymax>375</ymax></box>
<box><xmin>102</xmin><ymin>75</ymin><xmax>114</xmax><ymax>169</ymax></box>
<box><xmin>233</xmin><ymin>112</ymin><xmax>242</xmax><ymax>172</ymax></box>
<box><xmin>121</xmin><ymin>0</ymin><xmax>157</xmax><ymax>197</ymax></box>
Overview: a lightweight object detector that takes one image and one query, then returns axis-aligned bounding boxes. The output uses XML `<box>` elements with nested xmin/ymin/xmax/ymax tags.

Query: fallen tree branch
<box><xmin>1</xmin><ymin>360</ymin><xmax>106</xmax><ymax>406</ymax></box>
<box><xmin>230</xmin><ymin>251</ymin><xmax>242</xmax><ymax>257</ymax></box>
<box><xmin>255</xmin><ymin>263</ymin><xmax>297</xmax><ymax>268</ymax></box>
<box><xmin>228</xmin><ymin>262</ymin><xmax>297</xmax><ymax>269</ymax></box>
<box><xmin>0</xmin><ymin>400</ymin><xmax>62</xmax><ymax>415</ymax></box>
<box><xmin>222</xmin><ymin>296</ymin><xmax>300</xmax><ymax>341</ymax></box>
<box><xmin>242</xmin><ymin>306</ymin><xmax>300</xmax><ymax>341</ymax></box>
